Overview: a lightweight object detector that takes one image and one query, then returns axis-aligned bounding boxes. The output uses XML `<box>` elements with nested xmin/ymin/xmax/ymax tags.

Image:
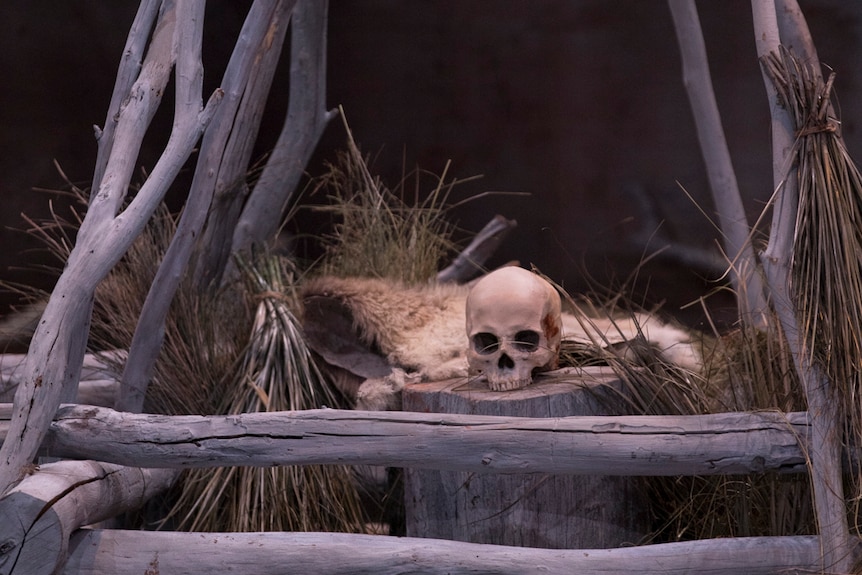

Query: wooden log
<box><xmin>402</xmin><ymin>373</ymin><xmax>649</xmax><ymax>549</ymax></box>
<box><xmin>0</xmin><ymin>403</ymin><xmax>807</xmax><ymax>476</ymax></box>
<box><xmin>0</xmin><ymin>460</ymin><xmax>176</xmax><ymax>575</ymax></box>
<box><xmin>436</xmin><ymin>215</ymin><xmax>518</xmax><ymax>284</ymax></box>
<box><xmin>0</xmin><ymin>352</ymin><xmax>120</xmax><ymax>398</ymax></box>
<box><xmin>0</xmin><ymin>380</ymin><xmax>117</xmax><ymax>407</ymax></box>
<box><xmin>62</xmin><ymin>530</ymin><xmax>853</xmax><ymax>575</ymax></box>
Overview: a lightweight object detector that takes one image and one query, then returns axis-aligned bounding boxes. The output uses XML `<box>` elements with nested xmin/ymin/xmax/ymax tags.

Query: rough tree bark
<box><xmin>14</xmin><ymin>404</ymin><xmax>810</xmax><ymax>477</ymax></box>
<box><xmin>117</xmin><ymin>0</ymin><xmax>332</xmax><ymax>412</ymax></box>
<box><xmin>189</xmin><ymin>0</ymin><xmax>297</xmax><ymax>291</ymax></box>
<box><xmin>62</xmin><ymin>531</ymin><xmax>848</xmax><ymax>575</ymax></box>
<box><xmin>229</xmin><ymin>0</ymin><xmax>335</xmax><ymax>268</ymax></box>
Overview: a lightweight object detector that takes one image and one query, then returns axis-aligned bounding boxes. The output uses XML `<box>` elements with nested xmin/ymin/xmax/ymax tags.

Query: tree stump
<box><xmin>402</xmin><ymin>367</ymin><xmax>650</xmax><ymax>549</ymax></box>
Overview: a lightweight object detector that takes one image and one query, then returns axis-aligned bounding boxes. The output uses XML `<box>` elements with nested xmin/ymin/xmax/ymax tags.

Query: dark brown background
<box><xmin>2</xmin><ymin>1</ymin><xmax>860</xmax><ymax>330</ymax></box>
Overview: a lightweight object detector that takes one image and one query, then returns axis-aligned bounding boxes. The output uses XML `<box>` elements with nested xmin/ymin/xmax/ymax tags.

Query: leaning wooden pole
<box><xmin>751</xmin><ymin>2</ymin><xmax>852</xmax><ymax>572</ymax></box>
<box><xmin>667</xmin><ymin>0</ymin><xmax>768</xmax><ymax>327</ymax></box>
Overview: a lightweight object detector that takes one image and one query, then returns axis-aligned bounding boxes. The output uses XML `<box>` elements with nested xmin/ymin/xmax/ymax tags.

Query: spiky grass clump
<box><xmin>312</xmin><ymin>119</ymin><xmax>460</xmax><ymax>283</ymax></box>
<box><xmin>166</xmin><ymin>256</ymin><xmax>368</xmax><ymax>532</ymax></box>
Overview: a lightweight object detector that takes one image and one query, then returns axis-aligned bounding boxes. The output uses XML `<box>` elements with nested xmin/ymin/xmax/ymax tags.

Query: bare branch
<box><xmin>29</xmin><ymin>405</ymin><xmax>810</xmax><ymax>476</ymax></box>
<box><xmin>66</xmin><ymin>531</ymin><xmax>846</xmax><ymax>575</ymax></box>
<box><xmin>0</xmin><ymin>2</ymin><xmax>222</xmax><ymax>494</ymax></box>
<box><xmin>230</xmin><ymin>0</ymin><xmax>336</xmax><ymax>262</ymax></box>
<box><xmin>668</xmin><ymin>0</ymin><xmax>768</xmax><ymax>326</ymax></box>
<box><xmin>91</xmin><ymin>0</ymin><xmax>163</xmax><ymax>193</ymax></box>
<box><xmin>436</xmin><ymin>215</ymin><xmax>517</xmax><ymax>284</ymax></box>
<box><xmin>81</xmin><ymin>2</ymin><xmax>178</xmax><ymax>235</ymax></box>
<box><xmin>751</xmin><ymin>3</ymin><xmax>850</xmax><ymax>572</ymax></box>
<box><xmin>190</xmin><ymin>0</ymin><xmax>297</xmax><ymax>290</ymax></box>
<box><xmin>116</xmin><ymin>0</ymin><xmax>291</xmax><ymax>412</ymax></box>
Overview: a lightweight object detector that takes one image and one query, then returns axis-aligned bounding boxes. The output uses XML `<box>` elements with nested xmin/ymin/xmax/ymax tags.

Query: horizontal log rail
<box><xmin>63</xmin><ymin>530</ymin><xmax>851</xmax><ymax>575</ymax></box>
<box><xmin>0</xmin><ymin>404</ymin><xmax>810</xmax><ymax>476</ymax></box>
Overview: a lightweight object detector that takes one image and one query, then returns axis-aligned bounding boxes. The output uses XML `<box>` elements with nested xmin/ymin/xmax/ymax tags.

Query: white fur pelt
<box><xmin>302</xmin><ymin>275</ymin><xmax>703</xmax><ymax>410</ymax></box>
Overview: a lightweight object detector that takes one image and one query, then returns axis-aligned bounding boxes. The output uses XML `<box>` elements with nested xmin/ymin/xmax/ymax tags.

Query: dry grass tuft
<box><xmin>555</xmin><ymin>274</ymin><xmax>813</xmax><ymax>541</ymax></box>
<box><xmin>311</xmin><ymin>117</ymin><xmax>462</xmax><ymax>283</ymax></box>
<box><xmin>85</xmin><ymin>196</ymin><xmax>372</xmax><ymax>532</ymax></box>
<box><xmin>164</xmin><ymin>256</ymin><xmax>368</xmax><ymax>532</ymax></box>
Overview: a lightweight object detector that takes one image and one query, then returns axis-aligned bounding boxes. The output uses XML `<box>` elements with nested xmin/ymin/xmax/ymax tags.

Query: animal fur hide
<box><xmin>301</xmin><ymin>275</ymin><xmax>703</xmax><ymax>410</ymax></box>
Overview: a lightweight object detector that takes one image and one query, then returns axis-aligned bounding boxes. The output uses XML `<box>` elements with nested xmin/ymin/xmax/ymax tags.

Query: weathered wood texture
<box><xmin>62</xmin><ymin>530</ymin><xmax>851</xmax><ymax>575</ymax></box>
<box><xmin>0</xmin><ymin>401</ymin><xmax>811</xmax><ymax>475</ymax></box>
<box><xmin>0</xmin><ymin>460</ymin><xmax>175</xmax><ymax>575</ymax></box>
<box><xmin>402</xmin><ymin>374</ymin><xmax>650</xmax><ymax>548</ymax></box>
<box><xmin>0</xmin><ymin>353</ymin><xmax>119</xmax><ymax>406</ymax></box>
<box><xmin>0</xmin><ymin>0</ymin><xmax>222</xmax><ymax>494</ymax></box>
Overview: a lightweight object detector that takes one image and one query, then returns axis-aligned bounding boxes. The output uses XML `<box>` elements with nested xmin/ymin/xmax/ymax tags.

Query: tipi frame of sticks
<box><xmin>0</xmin><ymin>1</ymin><xmax>860</xmax><ymax>573</ymax></box>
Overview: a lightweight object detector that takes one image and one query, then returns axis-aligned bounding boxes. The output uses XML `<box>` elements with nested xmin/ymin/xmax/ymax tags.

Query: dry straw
<box><xmin>165</xmin><ymin>256</ymin><xmax>368</xmax><ymax>533</ymax></box>
<box><xmin>311</xmin><ymin>115</ymin><xmax>466</xmax><ymax>283</ymax></box>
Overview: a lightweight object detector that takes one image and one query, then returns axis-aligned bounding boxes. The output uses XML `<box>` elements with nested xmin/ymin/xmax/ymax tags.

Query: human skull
<box><xmin>465</xmin><ymin>267</ymin><xmax>562</xmax><ymax>391</ymax></box>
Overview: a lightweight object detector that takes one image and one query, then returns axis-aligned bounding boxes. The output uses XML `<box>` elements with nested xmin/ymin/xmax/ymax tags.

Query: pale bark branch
<box><xmin>668</xmin><ymin>0</ymin><xmax>768</xmax><ymax>326</ymax></box>
<box><xmin>230</xmin><ymin>0</ymin><xmax>336</xmax><ymax>263</ymax></box>
<box><xmin>115</xmin><ymin>0</ymin><xmax>208</xmax><ymax>414</ymax></box>
<box><xmin>116</xmin><ymin>0</ymin><xmax>289</xmax><ymax>412</ymax></box>
<box><xmin>751</xmin><ymin>2</ymin><xmax>851</xmax><ymax>572</ymax></box>
<box><xmin>81</xmin><ymin>2</ymin><xmax>177</xmax><ymax>234</ymax></box>
<box><xmin>195</xmin><ymin>0</ymin><xmax>298</xmax><ymax>290</ymax></box>
<box><xmin>91</xmin><ymin>0</ymin><xmax>162</xmax><ymax>193</ymax></box>
<box><xmin>0</xmin><ymin>2</ymin><xmax>221</xmax><ymax>494</ymax></box>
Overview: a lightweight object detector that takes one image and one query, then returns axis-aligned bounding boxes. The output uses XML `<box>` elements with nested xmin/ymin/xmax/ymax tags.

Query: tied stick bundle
<box><xmin>167</xmin><ymin>256</ymin><xmax>368</xmax><ymax>532</ymax></box>
<box><xmin>763</xmin><ymin>47</ymin><xmax>862</xmax><ymax>524</ymax></box>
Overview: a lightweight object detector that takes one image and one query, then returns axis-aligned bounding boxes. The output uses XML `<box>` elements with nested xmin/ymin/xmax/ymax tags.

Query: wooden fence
<box><xmin>0</xmin><ymin>354</ymin><xmax>856</xmax><ymax>575</ymax></box>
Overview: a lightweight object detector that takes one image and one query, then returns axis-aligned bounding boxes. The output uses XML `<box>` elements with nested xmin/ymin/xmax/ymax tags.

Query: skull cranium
<box><xmin>465</xmin><ymin>267</ymin><xmax>562</xmax><ymax>391</ymax></box>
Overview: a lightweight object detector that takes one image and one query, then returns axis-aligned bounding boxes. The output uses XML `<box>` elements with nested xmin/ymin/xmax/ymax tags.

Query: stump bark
<box><xmin>402</xmin><ymin>367</ymin><xmax>650</xmax><ymax>549</ymax></box>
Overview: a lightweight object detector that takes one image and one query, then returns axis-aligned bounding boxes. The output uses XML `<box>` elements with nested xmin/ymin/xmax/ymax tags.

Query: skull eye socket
<box><xmin>472</xmin><ymin>332</ymin><xmax>500</xmax><ymax>354</ymax></box>
<box><xmin>514</xmin><ymin>330</ymin><xmax>540</xmax><ymax>352</ymax></box>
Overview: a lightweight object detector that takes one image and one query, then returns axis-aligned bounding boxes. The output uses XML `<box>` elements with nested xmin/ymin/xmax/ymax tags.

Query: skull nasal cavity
<box><xmin>498</xmin><ymin>353</ymin><xmax>515</xmax><ymax>370</ymax></box>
